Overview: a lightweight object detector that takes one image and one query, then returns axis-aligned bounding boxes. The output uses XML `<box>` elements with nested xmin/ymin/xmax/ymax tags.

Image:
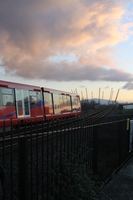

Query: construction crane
<box><xmin>81</xmin><ymin>91</ymin><xmax>84</xmax><ymax>101</ymax></box>
<box><xmin>85</xmin><ymin>88</ymin><xmax>88</xmax><ymax>102</ymax></box>
<box><xmin>91</xmin><ymin>91</ymin><xmax>93</xmax><ymax>100</ymax></box>
<box><xmin>102</xmin><ymin>91</ymin><xmax>104</xmax><ymax>99</ymax></box>
<box><xmin>98</xmin><ymin>88</ymin><xmax>101</xmax><ymax>104</ymax></box>
<box><xmin>115</xmin><ymin>89</ymin><xmax>120</xmax><ymax>103</ymax></box>
<box><xmin>108</xmin><ymin>88</ymin><xmax>113</xmax><ymax>104</ymax></box>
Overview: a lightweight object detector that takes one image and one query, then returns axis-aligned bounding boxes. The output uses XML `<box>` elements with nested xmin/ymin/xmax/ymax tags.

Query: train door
<box><xmin>15</xmin><ymin>89</ymin><xmax>30</xmax><ymax>118</ymax></box>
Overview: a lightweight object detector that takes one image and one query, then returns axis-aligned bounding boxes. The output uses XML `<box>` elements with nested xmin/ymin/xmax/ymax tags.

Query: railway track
<box><xmin>0</xmin><ymin>105</ymin><xmax>115</xmax><ymax>143</ymax></box>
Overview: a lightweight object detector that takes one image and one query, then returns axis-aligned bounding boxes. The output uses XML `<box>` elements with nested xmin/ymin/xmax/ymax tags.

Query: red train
<box><xmin>0</xmin><ymin>80</ymin><xmax>81</xmax><ymax>127</ymax></box>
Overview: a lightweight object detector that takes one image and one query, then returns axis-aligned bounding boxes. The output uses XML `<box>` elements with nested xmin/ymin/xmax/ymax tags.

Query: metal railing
<box><xmin>0</xmin><ymin>117</ymin><xmax>132</xmax><ymax>199</ymax></box>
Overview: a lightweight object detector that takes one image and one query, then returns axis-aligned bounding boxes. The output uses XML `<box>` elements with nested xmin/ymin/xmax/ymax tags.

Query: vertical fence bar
<box><xmin>30</xmin><ymin>119</ymin><xmax>33</xmax><ymax>200</ymax></box>
<box><xmin>19</xmin><ymin>137</ymin><xmax>28</xmax><ymax>200</ymax></box>
<box><xmin>80</xmin><ymin>117</ymin><xmax>83</xmax><ymax>163</ymax></box>
<box><xmin>73</xmin><ymin>117</ymin><xmax>76</xmax><ymax>164</ymax></box>
<box><xmin>41</xmin><ymin>119</ymin><xmax>44</xmax><ymax>200</ymax></box>
<box><xmin>77</xmin><ymin>117</ymin><xmax>80</xmax><ymax>160</ymax></box>
<box><xmin>125</xmin><ymin>120</ymin><xmax>129</xmax><ymax>160</ymax></box>
<box><xmin>17</xmin><ymin>120</ymin><xmax>20</xmax><ymax>200</ymax></box>
<box><xmin>125</xmin><ymin>119</ymin><xmax>129</xmax><ymax>158</ymax></box>
<box><xmin>88</xmin><ymin>123</ymin><xmax>91</xmax><ymax>170</ymax></box>
<box><xmin>51</xmin><ymin>119</ymin><xmax>54</xmax><ymax>197</ymax></box>
<box><xmin>60</xmin><ymin>119</ymin><xmax>62</xmax><ymax>173</ymax></box>
<box><xmin>10</xmin><ymin>120</ymin><xmax>13</xmax><ymax>200</ymax></box>
<box><xmin>70</xmin><ymin>118</ymin><xmax>73</xmax><ymax>162</ymax></box>
<box><xmin>92</xmin><ymin>125</ymin><xmax>98</xmax><ymax>175</ymax></box>
<box><xmin>2</xmin><ymin>120</ymin><xmax>5</xmax><ymax>200</ymax></box>
<box><xmin>36</xmin><ymin>120</ymin><xmax>39</xmax><ymax>200</ymax></box>
<box><xmin>2</xmin><ymin>120</ymin><xmax>5</xmax><ymax>169</ymax></box>
<box><xmin>127</xmin><ymin>119</ymin><xmax>130</xmax><ymax>155</ymax></box>
<box><xmin>67</xmin><ymin>118</ymin><xmax>70</xmax><ymax>161</ymax></box>
<box><xmin>84</xmin><ymin>117</ymin><xmax>88</xmax><ymax>169</ymax></box>
<box><xmin>64</xmin><ymin>118</ymin><xmax>66</xmax><ymax>153</ymax></box>
<box><xmin>83</xmin><ymin>117</ymin><xmax>85</xmax><ymax>165</ymax></box>
<box><xmin>118</xmin><ymin>121</ymin><xmax>122</xmax><ymax>167</ymax></box>
<box><xmin>55</xmin><ymin>119</ymin><xmax>57</xmax><ymax>197</ymax></box>
<box><xmin>47</xmin><ymin>120</ymin><xmax>49</xmax><ymax>200</ymax></box>
<box><xmin>79</xmin><ymin>117</ymin><xmax>82</xmax><ymax>162</ymax></box>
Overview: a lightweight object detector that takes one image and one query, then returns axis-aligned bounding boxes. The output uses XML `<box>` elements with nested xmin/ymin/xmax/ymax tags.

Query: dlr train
<box><xmin>0</xmin><ymin>80</ymin><xmax>81</xmax><ymax>127</ymax></box>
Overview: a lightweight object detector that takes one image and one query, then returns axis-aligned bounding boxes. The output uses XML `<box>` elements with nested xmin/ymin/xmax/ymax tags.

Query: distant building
<box><xmin>123</xmin><ymin>105</ymin><xmax>133</xmax><ymax>110</ymax></box>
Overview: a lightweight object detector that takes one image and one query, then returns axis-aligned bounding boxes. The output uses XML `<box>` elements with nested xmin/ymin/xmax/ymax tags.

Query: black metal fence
<box><xmin>0</xmin><ymin>117</ymin><xmax>132</xmax><ymax>199</ymax></box>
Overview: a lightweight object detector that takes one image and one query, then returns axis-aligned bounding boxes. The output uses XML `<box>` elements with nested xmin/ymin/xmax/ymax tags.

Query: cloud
<box><xmin>122</xmin><ymin>82</ymin><xmax>133</xmax><ymax>90</ymax></box>
<box><xmin>0</xmin><ymin>0</ymin><xmax>133</xmax><ymax>82</ymax></box>
<box><xmin>3</xmin><ymin>57</ymin><xmax>133</xmax><ymax>82</ymax></box>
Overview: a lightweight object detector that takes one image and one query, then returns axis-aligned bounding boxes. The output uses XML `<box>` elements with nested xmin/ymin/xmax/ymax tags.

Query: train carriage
<box><xmin>0</xmin><ymin>80</ymin><xmax>44</xmax><ymax>126</ymax></box>
<box><xmin>43</xmin><ymin>87</ymin><xmax>81</xmax><ymax>120</ymax></box>
<box><xmin>0</xmin><ymin>80</ymin><xmax>81</xmax><ymax>127</ymax></box>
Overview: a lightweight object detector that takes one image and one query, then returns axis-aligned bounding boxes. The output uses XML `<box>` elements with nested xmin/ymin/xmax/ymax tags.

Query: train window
<box><xmin>29</xmin><ymin>91</ymin><xmax>42</xmax><ymax>106</ymax></box>
<box><xmin>59</xmin><ymin>95</ymin><xmax>64</xmax><ymax>112</ymax></box>
<box><xmin>23</xmin><ymin>90</ymin><xmax>30</xmax><ymax>115</ymax></box>
<box><xmin>72</xmin><ymin>96</ymin><xmax>81</xmax><ymax>112</ymax></box>
<box><xmin>66</xmin><ymin>96</ymin><xmax>71</xmax><ymax>111</ymax></box>
<box><xmin>44</xmin><ymin>92</ymin><xmax>53</xmax><ymax>114</ymax></box>
<box><xmin>0</xmin><ymin>88</ymin><xmax>15</xmax><ymax>106</ymax></box>
<box><xmin>60</xmin><ymin>95</ymin><xmax>71</xmax><ymax>113</ymax></box>
<box><xmin>59</xmin><ymin>95</ymin><xmax>65</xmax><ymax>113</ymax></box>
<box><xmin>53</xmin><ymin>94</ymin><xmax>60</xmax><ymax>114</ymax></box>
<box><xmin>53</xmin><ymin>94</ymin><xmax>71</xmax><ymax>114</ymax></box>
<box><xmin>16</xmin><ymin>89</ymin><xmax>24</xmax><ymax>116</ymax></box>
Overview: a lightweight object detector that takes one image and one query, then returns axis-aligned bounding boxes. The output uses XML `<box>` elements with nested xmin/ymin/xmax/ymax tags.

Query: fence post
<box><xmin>92</xmin><ymin>125</ymin><xmax>98</xmax><ymax>174</ymax></box>
<box><xmin>18</xmin><ymin>137</ymin><xmax>28</xmax><ymax>200</ymax></box>
<box><xmin>118</xmin><ymin>121</ymin><xmax>122</xmax><ymax>166</ymax></box>
<box><xmin>127</xmin><ymin>119</ymin><xmax>130</xmax><ymax>154</ymax></box>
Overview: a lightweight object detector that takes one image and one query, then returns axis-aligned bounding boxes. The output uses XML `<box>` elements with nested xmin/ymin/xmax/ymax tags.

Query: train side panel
<box><xmin>0</xmin><ymin>106</ymin><xmax>16</xmax><ymax>119</ymax></box>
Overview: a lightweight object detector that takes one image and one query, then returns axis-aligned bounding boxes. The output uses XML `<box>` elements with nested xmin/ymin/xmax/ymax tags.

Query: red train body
<box><xmin>0</xmin><ymin>80</ymin><xmax>81</xmax><ymax>127</ymax></box>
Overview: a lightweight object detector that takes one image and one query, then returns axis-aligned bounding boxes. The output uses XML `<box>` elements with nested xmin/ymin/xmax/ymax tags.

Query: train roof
<box><xmin>42</xmin><ymin>87</ymin><xmax>80</xmax><ymax>97</ymax></box>
<box><xmin>0</xmin><ymin>80</ymin><xmax>41</xmax><ymax>91</ymax></box>
<box><xmin>0</xmin><ymin>80</ymin><xmax>80</xmax><ymax>97</ymax></box>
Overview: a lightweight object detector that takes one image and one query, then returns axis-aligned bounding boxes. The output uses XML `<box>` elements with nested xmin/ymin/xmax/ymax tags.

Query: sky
<box><xmin>0</xmin><ymin>0</ymin><xmax>133</xmax><ymax>103</ymax></box>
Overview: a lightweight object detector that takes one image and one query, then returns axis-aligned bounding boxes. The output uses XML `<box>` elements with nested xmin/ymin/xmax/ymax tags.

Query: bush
<box><xmin>49</xmin><ymin>153</ymin><xmax>105</xmax><ymax>200</ymax></box>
